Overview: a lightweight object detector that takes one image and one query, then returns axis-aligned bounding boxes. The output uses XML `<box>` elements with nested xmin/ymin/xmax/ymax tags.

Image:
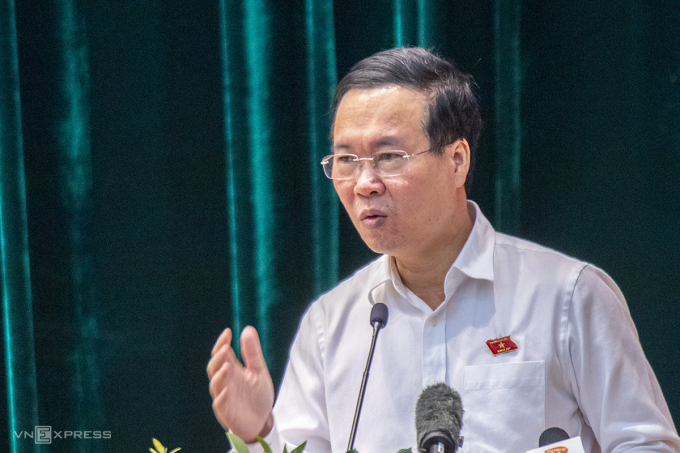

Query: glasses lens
<box><xmin>321</xmin><ymin>156</ymin><xmax>334</xmax><ymax>179</ymax></box>
<box><xmin>375</xmin><ymin>151</ymin><xmax>408</xmax><ymax>176</ymax></box>
<box><xmin>329</xmin><ymin>154</ymin><xmax>358</xmax><ymax>179</ymax></box>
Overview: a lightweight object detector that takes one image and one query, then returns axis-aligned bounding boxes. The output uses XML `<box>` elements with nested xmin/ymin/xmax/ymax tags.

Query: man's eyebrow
<box><xmin>333</xmin><ymin>143</ymin><xmax>352</xmax><ymax>152</ymax></box>
<box><xmin>374</xmin><ymin>136</ymin><xmax>401</xmax><ymax>147</ymax></box>
<box><xmin>333</xmin><ymin>137</ymin><xmax>402</xmax><ymax>152</ymax></box>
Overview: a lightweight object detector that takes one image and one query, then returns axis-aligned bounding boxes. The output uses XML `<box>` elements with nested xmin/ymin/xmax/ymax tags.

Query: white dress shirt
<box><xmin>250</xmin><ymin>201</ymin><xmax>679</xmax><ymax>453</ymax></box>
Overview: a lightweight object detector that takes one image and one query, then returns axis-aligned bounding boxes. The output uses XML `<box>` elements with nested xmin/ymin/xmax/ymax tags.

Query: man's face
<box><xmin>332</xmin><ymin>86</ymin><xmax>468</xmax><ymax>262</ymax></box>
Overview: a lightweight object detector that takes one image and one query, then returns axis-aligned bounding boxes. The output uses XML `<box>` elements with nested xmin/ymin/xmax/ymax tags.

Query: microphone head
<box><xmin>539</xmin><ymin>427</ymin><xmax>569</xmax><ymax>447</ymax></box>
<box><xmin>415</xmin><ymin>382</ymin><xmax>463</xmax><ymax>451</ymax></box>
<box><xmin>370</xmin><ymin>303</ymin><xmax>388</xmax><ymax>328</ymax></box>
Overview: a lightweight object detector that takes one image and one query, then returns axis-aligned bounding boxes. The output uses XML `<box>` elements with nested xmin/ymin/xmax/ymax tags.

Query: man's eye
<box><xmin>336</xmin><ymin>155</ymin><xmax>355</xmax><ymax>164</ymax></box>
<box><xmin>376</xmin><ymin>152</ymin><xmax>402</xmax><ymax>162</ymax></box>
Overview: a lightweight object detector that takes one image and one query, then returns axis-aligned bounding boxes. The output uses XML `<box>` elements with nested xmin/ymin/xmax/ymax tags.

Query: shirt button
<box><xmin>430</xmin><ymin>316</ymin><xmax>438</xmax><ymax>326</ymax></box>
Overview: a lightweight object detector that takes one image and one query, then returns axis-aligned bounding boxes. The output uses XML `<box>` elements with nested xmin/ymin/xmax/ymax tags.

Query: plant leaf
<box><xmin>346</xmin><ymin>450</ymin><xmax>359</xmax><ymax>453</ymax></box>
<box><xmin>226</xmin><ymin>432</ymin><xmax>250</xmax><ymax>453</ymax></box>
<box><xmin>169</xmin><ymin>449</ymin><xmax>182</xmax><ymax>453</ymax></box>
<box><xmin>283</xmin><ymin>445</ymin><xmax>289</xmax><ymax>453</ymax></box>
<box><xmin>152</xmin><ymin>438</ymin><xmax>166</xmax><ymax>453</ymax></box>
<box><xmin>150</xmin><ymin>449</ymin><xmax>158</xmax><ymax>453</ymax></box>
<box><xmin>256</xmin><ymin>436</ymin><xmax>273</xmax><ymax>453</ymax></box>
<box><xmin>289</xmin><ymin>441</ymin><xmax>307</xmax><ymax>453</ymax></box>
<box><xmin>396</xmin><ymin>449</ymin><xmax>413</xmax><ymax>453</ymax></box>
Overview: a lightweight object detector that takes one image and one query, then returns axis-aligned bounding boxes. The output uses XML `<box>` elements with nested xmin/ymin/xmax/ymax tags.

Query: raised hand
<box><xmin>207</xmin><ymin>326</ymin><xmax>275</xmax><ymax>443</ymax></box>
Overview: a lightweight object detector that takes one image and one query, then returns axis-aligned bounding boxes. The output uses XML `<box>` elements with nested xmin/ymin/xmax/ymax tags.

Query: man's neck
<box><xmin>393</xmin><ymin>204</ymin><xmax>474</xmax><ymax>311</ymax></box>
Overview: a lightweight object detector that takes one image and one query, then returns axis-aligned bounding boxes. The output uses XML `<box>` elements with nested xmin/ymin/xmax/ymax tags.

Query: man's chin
<box><xmin>360</xmin><ymin>235</ymin><xmax>396</xmax><ymax>256</ymax></box>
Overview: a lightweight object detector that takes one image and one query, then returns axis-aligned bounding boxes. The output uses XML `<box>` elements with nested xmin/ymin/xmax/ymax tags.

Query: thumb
<box><xmin>240</xmin><ymin>326</ymin><xmax>268</xmax><ymax>373</ymax></box>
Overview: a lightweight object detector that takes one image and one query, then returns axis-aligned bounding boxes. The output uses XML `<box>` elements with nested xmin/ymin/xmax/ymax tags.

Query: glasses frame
<box><xmin>320</xmin><ymin>149</ymin><xmax>431</xmax><ymax>180</ymax></box>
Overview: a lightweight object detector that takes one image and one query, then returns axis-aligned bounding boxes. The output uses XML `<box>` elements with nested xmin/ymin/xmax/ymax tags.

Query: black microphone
<box><xmin>531</xmin><ymin>427</ymin><xmax>585</xmax><ymax>453</ymax></box>
<box><xmin>538</xmin><ymin>427</ymin><xmax>569</xmax><ymax>447</ymax></box>
<box><xmin>415</xmin><ymin>382</ymin><xmax>464</xmax><ymax>453</ymax></box>
<box><xmin>346</xmin><ymin>303</ymin><xmax>389</xmax><ymax>452</ymax></box>
<box><xmin>369</xmin><ymin>302</ymin><xmax>388</xmax><ymax>328</ymax></box>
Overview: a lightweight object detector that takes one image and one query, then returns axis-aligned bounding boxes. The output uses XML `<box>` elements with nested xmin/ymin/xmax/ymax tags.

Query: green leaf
<box><xmin>226</xmin><ymin>432</ymin><xmax>250</xmax><ymax>453</ymax></box>
<box><xmin>396</xmin><ymin>449</ymin><xmax>413</xmax><ymax>453</ymax></box>
<box><xmin>152</xmin><ymin>438</ymin><xmax>165</xmax><ymax>453</ymax></box>
<box><xmin>283</xmin><ymin>446</ymin><xmax>289</xmax><ymax>453</ymax></box>
<box><xmin>256</xmin><ymin>436</ymin><xmax>273</xmax><ymax>453</ymax></box>
<box><xmin>346</xmin><ymin>450</ymin><xmax>359</xmax><ymax>453</ymax></box>
<box><xmin>289</xmin><ymin>441</ymin><xmax>307</xmax><ymax>453</ymax></box>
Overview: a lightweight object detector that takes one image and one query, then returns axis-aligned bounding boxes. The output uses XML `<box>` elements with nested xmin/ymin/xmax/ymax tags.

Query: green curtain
<box><xmin>53</xmin><ymin>1</ymin><xmax>105</xmax><ymax>451</ymax></box>
<box><xmin>218</xmin><ymin>0</ymin><xmax>339</xmax><ymax>368</ymax></box>
<box><xmin>2</xmin><ymin>1</ymin><xmax>679</xmax><ymax>452</ymax></box>
<box><xmin>494</xmin><ymin>0</ymin><xmax>522</xmax><ymax>234</ymax></box>
<box><xmin>1</xmin><ymin>0</ymin><xmax>40</xmax><ymax>452</ymax></box>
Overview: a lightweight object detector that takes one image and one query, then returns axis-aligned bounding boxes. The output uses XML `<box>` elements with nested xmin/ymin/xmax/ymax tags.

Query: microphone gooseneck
<box><xmin>538</xmin><ymin>427</ymin><xmax>570</xmax><ymax>447</ymax></box>
<box><xmin>346</xmin><ymin>302</ymin><xmax>389</xmax><ymax>452</ymax></box>
<box><xmin>415</xmin><ymin>382</ymin><xmax>464</xmax><ymax>453</ymax></box>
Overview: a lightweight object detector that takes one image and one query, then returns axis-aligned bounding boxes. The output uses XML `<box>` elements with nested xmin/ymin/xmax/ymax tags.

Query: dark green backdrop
<box><xmin>1</xmin><ymin>1</ymin><xmax>678</xmax><ymax>452</ymax></box>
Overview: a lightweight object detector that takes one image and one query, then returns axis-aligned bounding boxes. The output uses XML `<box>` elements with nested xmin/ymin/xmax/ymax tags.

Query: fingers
<box><xmin>211</xmin><ymin>377</ymin><xmax>237</xmax><ymax>430</ymax></box>
<box><xmin>208</xmin><ymin>326</ymin><xmax>266</xmax><ymax>378</ymax></box>
<box><xmin>207</xmin><ymin>328</ymin><xmax>238</xmax><ymax>380</ymax></box>
<box><xmin>212</xmin><ymin>390</ymin><xmax>230</xmax><ymax>429</ymax></box>
<box><xmin>211</xmin><ymin>327</ymin><xmax>233</xmax><ymax>356</ymax></box>
<box><xmin>208</xmin><ymin>346</ymin><xmax>238</xmax><ymax>395</ymax></box>
<box><xmin>240</xmin><ymin>326</ymin><xmax>267</xmax><ymax>373</ymax></box>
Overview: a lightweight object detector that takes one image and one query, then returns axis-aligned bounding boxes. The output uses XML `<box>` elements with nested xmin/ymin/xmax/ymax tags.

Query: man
<box><xmin>207</xmin><ymin>47</ymin><xmax>680</xmax><ymax>452</ymax></box>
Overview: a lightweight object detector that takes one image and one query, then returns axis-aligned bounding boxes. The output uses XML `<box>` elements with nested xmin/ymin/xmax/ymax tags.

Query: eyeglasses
<box><xmin>320</xmin><ymin>149</ymin><xmax>431</xmax><ymax>180</ymax></box>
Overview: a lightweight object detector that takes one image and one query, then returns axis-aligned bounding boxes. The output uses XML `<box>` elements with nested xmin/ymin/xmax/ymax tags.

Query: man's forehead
<box><xmin>337</xmin><ymin>85</ymin><xmax>426</xmax><ymax>107</ymax></box>
<box><xmin>333</xmin><ymin>87</ymin><xmax>428</xmax><ymax>149</ymax></box>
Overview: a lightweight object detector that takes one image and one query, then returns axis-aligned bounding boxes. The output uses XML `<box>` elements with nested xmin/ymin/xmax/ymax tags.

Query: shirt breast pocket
<box><xmin>462</xmin><ymin>361</ymin><xmax>545</xmax><ymax>452</ymax></box>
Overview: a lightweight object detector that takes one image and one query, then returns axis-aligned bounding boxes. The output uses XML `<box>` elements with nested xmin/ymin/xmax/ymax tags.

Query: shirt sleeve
<box><xmin>270</xmin><ymin>302</ymin><xmax>332</xmax><ymax>453</ymax></box>
<box><xmin>566</xmin><ymin>264</ymin><xmax>680</xmax><ymax>452</ymax></box>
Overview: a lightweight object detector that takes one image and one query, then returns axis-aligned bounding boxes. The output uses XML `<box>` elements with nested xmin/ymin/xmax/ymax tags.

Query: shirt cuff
<box><xmin>228</xmin><ymin>417</ymin><xmax>284</xmax><ymax>453</ymax></box>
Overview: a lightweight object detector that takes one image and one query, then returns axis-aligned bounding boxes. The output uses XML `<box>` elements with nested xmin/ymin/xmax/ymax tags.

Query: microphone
<box><xmin>526</xmin><ymin>427</ymin><xmax>585</xmax><ymax>453</ymax></box>
<box><xmin>369</xmin><ymin>302</ymin><xmax>388</xmax><ymax>328</ymax></box>
<box><xmin>346</xmin><ymin>303</ymin><xmax>389</xmax><ymax>452</ymax></box>
<box><xmin>539</xmin><ymin>427</ymin><xmax>569</xmax><ymax>447</ymax></box>
<box><xmin>415</xmin><ymin>382</ymin><xmax>464</xmax><ymax>453</ymax></box>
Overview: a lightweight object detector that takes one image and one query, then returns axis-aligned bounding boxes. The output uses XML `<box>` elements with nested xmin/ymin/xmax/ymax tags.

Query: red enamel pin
<box><xmin>486</xmin><ymin>336</ymin><xmax>519</xmax><ymax>355</ymax></box>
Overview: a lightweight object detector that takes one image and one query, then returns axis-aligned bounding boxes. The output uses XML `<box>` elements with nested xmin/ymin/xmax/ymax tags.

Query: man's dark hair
<box><xmin>331</xmin><ymin>47</ymin><xmax>482</xmax><ymax>192</ymax></box>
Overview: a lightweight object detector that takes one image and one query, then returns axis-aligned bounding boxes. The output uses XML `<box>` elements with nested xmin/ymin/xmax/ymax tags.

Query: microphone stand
<box><xmin>346</xmin><ymin>318</ymin><xmax>385</xmax><ymax>452</ymax></box>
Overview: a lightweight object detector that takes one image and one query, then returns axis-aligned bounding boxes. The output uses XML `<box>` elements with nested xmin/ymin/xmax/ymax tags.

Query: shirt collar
<box><xmin>452</xmin><ymin>200</ymin><xmax>495</xmax><ymax>282</ymax></box>
<box><xmin>373</xmin><ymin>200</ymin><xmax>496</xmax><ymax>305</ymax></box>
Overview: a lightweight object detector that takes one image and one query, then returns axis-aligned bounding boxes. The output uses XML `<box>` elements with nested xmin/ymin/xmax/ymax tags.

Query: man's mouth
<box><xmin>360</xmin><ymin>210</ymin><xmax>387</xmax><ymax>228</ymax></box>
<box><xmin>360</xmin><ymin>209</ymin><xmax>386</xmax><ymax>220</ymax></box>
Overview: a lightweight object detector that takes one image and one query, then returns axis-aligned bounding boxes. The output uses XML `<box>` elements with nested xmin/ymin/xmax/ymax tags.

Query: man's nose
<box><xmin>354</xmin><ymin>161</ymin><xmax>384</xmax><ymax>196</ymax></box>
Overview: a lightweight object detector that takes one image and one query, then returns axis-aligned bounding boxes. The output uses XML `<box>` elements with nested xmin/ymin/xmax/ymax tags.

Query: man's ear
<box><xmin>445</xmin><ymin>139</ymin><xmax>470</xmax><ymax>189</ymax></box>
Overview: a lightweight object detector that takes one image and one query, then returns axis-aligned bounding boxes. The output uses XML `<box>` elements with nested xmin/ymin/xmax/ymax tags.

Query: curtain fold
<box><xmin>392</xmin><ymin>0</ymin><xmax>433</xmax><ymax>48</ymax></box>
<box><xmin>219</xmin><ymin>0</ymin><xmax>264</xmax><ymax>360</ymax></box>
<box><xmin>54</xmin><ymin>0</ymin><xmax>105</xmax><ymax>448</ymax></box>
<box><xmin>0</xmin><ymin>0</ymin><xmax>40</xmax><ymax>452</ymax></box>
<box><xmin>493</xmin><ymin>0</ymin><xmax>522</xmax><ymax>234</ymax></box>
<box><xmin>305</xmin><ymin>0</ymin><xmax>339</xmax><ymax>297</ymax></box>
<box><xmin>220</xmin><ymin>0</ymin><xmax>339</xmax><ymax>378</ymax></box>
<box><xmin>241</xmin><ymin>0</ymin><xmax>276</xmax><ymax>360</ymax></box>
